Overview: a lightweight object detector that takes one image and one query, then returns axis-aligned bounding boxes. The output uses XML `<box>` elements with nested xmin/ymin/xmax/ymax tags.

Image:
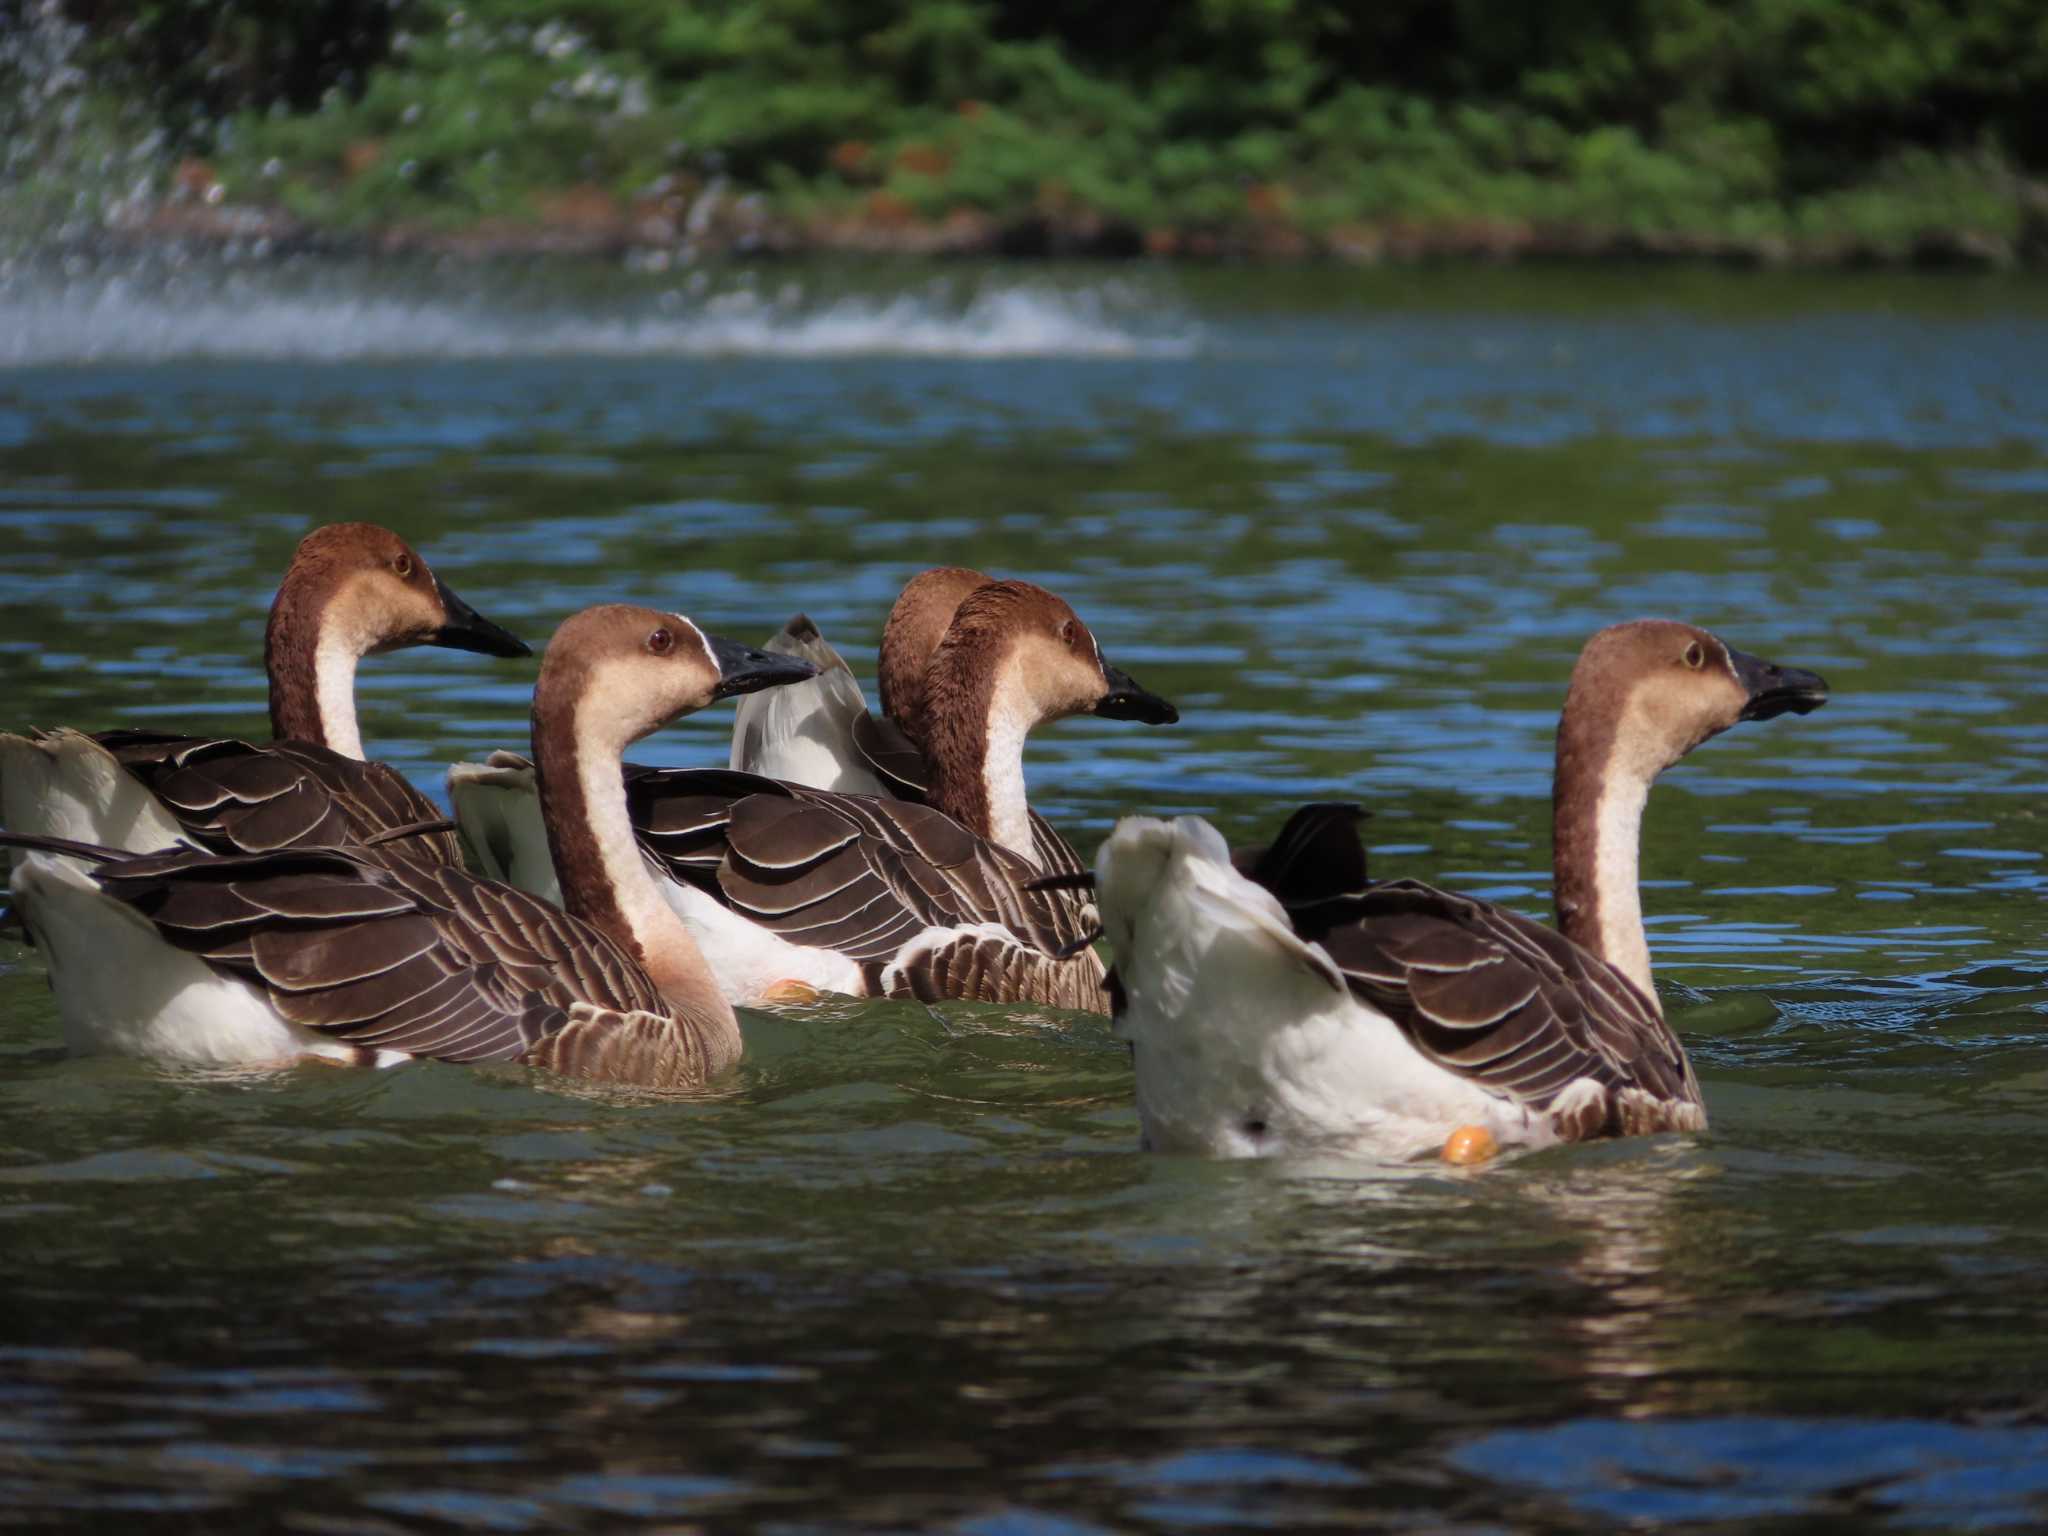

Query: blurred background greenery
<box><xmin>7</xmin><ymin>0</ymin><xmax>2048</xmax><ymax>262</ymax></box>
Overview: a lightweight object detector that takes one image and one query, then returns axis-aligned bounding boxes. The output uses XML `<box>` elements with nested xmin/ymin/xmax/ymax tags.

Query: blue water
<box><xmin>2</xmin><ymin>261</ymin><xmax>2046</xmax><ymax>1531</ymax></box>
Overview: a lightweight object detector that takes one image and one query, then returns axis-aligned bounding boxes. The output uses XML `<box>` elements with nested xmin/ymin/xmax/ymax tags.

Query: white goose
<box><xmin>0</xmin><ymin>606</ymin><xmax>817</xmax><ymax>1085</ymax></box>
<box><xmin>0</xmin><ymin>522</ymin><xmax>528</xmax><ymax>871</ymax></box>
<box><xmin>1070</xmin><ymin>621</ymin><xmax>1829</xmax><ymax>1163</ymax></box>
<box><xmin>453</xmin><ymin>578</ymin><xmax>1177</xmax><ymax>1010</ymax></box>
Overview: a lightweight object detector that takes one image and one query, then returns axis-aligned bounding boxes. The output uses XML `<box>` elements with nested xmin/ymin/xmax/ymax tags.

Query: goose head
<box><xmin>279</xmin><ymin>522</ymin><xmax>529</xmax><ymax>660</ymax></box>
<box><xmin>1563</xmin><ymin>620</ymin><xmax>1829</xmax><ymax>775</ymax></box>
<box><xmin>928</xmin><ymin>580</ymin><xmax>1180</xmax><ymax>731</ymax></box>
<box><xmin>535</xmin><ymin>605</ymin><xmax>820</xmax><ymax>756</ymax></box>
<box><xmin>877</xmin><ymin>565</ymin><xmax>992</xmax><ymax>733</ymax></box>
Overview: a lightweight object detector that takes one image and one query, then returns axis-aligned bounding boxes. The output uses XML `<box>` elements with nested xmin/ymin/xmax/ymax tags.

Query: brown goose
<box><xmin>726</xmin><ymin>566</ymin><xmax>1144</xmax><ymax>946</ymax></box>
<box><xmin>0</xmin><ymin>523</ymin><xmax>527</xmax><ymax>870</ymax></box>
<box><xmin>450</xmin><ymin>567</ymin><xmax>992</xmax><ymax>896</ymax></box>
<box><xmin>454</xmin><ymin>579</ymin><xmax>1176</xmax><ymax>1010</ymax></box>
<box><xmin>0</xmin><ymin>606</ymin><xmax>817</xmax><ymax>1082</ymax></box>
<box><xmin>630</xmin><ymin>580</ymin><xmax>1176</xmax><ymax>1008</ymax></box>
<box><xmin>1067</xmin><ymin>621</ymin><xmax>1829</xmax><ymax>1161</ymax></box>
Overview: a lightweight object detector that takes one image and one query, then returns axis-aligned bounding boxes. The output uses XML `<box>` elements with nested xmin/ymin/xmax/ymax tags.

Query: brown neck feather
<box><xmin>530</xmin><ymin>658</ymin><xmax>636</xmax><ymax>948</ymax></box>
<box><xmin>1551</xmin><ymin>685</ymin><xmax>1620</xmax><ymax>956</ymax></box>
<box><xmin>878</xmin><ymin>567</ymin><xmax>987</xmax><ymax>737</ymax></box>
<box><xmin>264</xmin><ymin>571</ymin><xmax>334</xmax><ymax>746</ymax></box>
<box><xmin>919</xmin><ymin>637</ymin><xmax>1002</xmax><ymax>838</ymax></box>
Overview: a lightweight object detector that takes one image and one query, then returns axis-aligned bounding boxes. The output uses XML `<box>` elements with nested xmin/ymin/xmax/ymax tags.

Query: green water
<box><xmin>1</xmin><ymin>263</ymin><xmax>2046</xmax><ymax>1531</ymax></box>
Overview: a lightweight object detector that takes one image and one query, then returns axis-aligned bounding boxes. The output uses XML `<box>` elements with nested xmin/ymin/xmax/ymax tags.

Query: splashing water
<box><xmin>0</xmin><ymin>265</ymin><xmax>1202</xmax><ymax>365</ymax></box>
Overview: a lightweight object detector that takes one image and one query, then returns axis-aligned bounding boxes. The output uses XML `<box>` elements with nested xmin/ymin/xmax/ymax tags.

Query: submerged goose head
<box><xmin>265</xmin><ymin>522</ymin><xmax>529</xmax><ymax>756</ymax></box>
<box><xmin>1090</xmin><ymin>813</ymin><xmax>1376</xmax><ymax>1158</ymax></box>
<box><xmin>1553</xmin><ymin>619</ymin><xmax>1829</xmax><ymax>1003</ymax></box>
<box><xmin>877</xmin><ymin>566</ymin><xmax>992</xmax><ymax>734</ymax></box>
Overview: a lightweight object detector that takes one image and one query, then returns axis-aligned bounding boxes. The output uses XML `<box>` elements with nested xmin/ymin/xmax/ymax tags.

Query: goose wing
<box><xmin>843</xmin><ymin>713</ymin><xmax>1095</xmax><ymax>918</ymax></box>
<box><xmin>624</xmin><ymin>767</ymin><xmax>1104</xmax><ymax>1004</ymax></box>
<box><xmin>83</xmin><ymin>842</ymin><xmax>664</xmax><ymax>1062</ymax></box>
<box><xmin>847</xmin><ymin>710</ymin><xmax>931</xmax><ymax>798</ymax></box>
<box><xmin>1301</xmin><ymin>880</ymin><xmax>1702</xmax><ymax>1134</ymax></box>
<box><xmin>95</xmin><ymin>730</ymin><xmax>462</xmax><ymax>868</ymax></box>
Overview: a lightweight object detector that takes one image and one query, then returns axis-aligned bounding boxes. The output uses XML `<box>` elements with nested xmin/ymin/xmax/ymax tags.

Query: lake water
<box><xmin>2</xmin><ymin>260</ymin><xmax>2046</xmax><ymax>1532</ymax></box>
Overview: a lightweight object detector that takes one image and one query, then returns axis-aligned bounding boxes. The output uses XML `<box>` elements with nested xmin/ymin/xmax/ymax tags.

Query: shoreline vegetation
<box><xmin>9</xmin><ymin>0</ymin><xmax>2048</xmax><ymax>270</ymax></box>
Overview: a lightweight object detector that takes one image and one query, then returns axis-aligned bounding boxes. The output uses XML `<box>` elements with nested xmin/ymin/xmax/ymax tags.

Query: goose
<box><xmin>0</xmin><ymin>606</ymin><xmax>818</xmax><ymax>1084</ymax></box>
<box><xmin>450</xmin><ymin>566</ymin><xmax>1060</xmax><ymax>896</ymax></box>
<box><xmin>726</xmin><ymin>613</ymin><xmax>889</xmax><ymax>797</ymax></box>
<box><xmin>607</xmin><ymin>580</ymin><xmax>1178</xmax><ymax>1008</ymax></box>
<box><xmin>1058</xmin><ymin>621</ymin><xmax>1829</xmax><ymax>1163</ymax></box>
<box><xmin>0</xmin><ymin>522</ymin><xmax>528</xmax><ymax>871</ymax></box>
<box><xmin>452</xmin><ymin>578</ymin><xmax>1176</xmax><ymax>1008</ymax></box>
<box><xmin>727</xmin><ymin>566</ymin><xmax>1138</xmax><ymax>919</ymax></box>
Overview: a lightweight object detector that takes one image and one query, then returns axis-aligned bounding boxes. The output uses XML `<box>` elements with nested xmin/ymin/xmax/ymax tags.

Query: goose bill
<box><xmin>708</xmin><ymin>635</ymin><xmax>822</xmax><ymax>699</ymax></box>
<box><xmin>430</xmin><ymin>575</ymin><xmax>531</xmax><ymax>658</ymax></box>
<box><xmin>1094</xmin><ymin>664</ymin><xmax>1179</xmax><ymax>725</ymax></box>
<box><xmin>1729</xmin><ymin>649</ymin><xmax>1830</xmax><ymax>721</ymax></box>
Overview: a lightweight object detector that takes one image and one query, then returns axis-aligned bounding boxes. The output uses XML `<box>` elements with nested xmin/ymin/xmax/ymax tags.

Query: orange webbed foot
<box><xmin>1441</xmin><ymin>1125</ymin><xmax>1498</xmax><ymax>1166</ymax></box>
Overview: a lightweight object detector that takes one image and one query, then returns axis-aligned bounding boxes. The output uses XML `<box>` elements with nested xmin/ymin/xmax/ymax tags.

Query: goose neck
<box><xmin>532</xmin><ymin>693</ymin><xmax>741</xmax><ymax>1068</ymax></box>
<box><xmin>1552</xmin><ymin>701</ymin><xmax>1659</xmax><ymax>1011</ymax></box>
<box><xmin>265</xmin><ymin>582</ymin><xmax>363</xmax><ymax>756</ymax></box>
<box><xmin>924</xmin><ymin>659</ymin><xmax>1035</xmax><ymax>858</ymax></box>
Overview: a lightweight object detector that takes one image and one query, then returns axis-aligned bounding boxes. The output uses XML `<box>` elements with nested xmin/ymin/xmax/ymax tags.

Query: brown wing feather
<box><xmin>87</xmin><ymin>843</ymin><xmax>664</xmax><ymax>1062</ymax></box>
<box><xmin>1237</xmin><ymin>805</ymin><xmax>1703</xmax><ymax>1140</ymax></box>
<box><xmin>803</xmin><ymin>720</ymin><xmax>1099</xmax><ymax>938</ymax></box>
<box><xmin>94</xmin><ymin>730</ymin><xmax>463</xmax><ymax>869</ymax></box>
<box><xmin>523</xmin><ymin>1004</ymin><xmax>718</xmax><ymax>1090</ymax></box>
<box><xmin>626</xmin><ymin>767</ymin><xmax>1107</xmax><ymax>1010</ymax></box>
<box><xmin>1307</xmin><ymin>881</ymin><xmax>1702</xmax><ymax>1134</ymax></box>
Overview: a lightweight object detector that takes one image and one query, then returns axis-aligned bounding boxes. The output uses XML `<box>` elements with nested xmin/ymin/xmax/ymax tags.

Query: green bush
<box><xmin>19</xmin><ymin>0</ymin><xmax>2046</xmax><ymax>254</ymax></box>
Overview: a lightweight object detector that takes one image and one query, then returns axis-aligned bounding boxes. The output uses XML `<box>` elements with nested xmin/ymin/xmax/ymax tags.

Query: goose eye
<box><xmin>647</xmin><ymin>627</ymin><xmax>674</xmax><ymax>656</ymax></box>
<box><xmin>1683</xmin><ymin>641</ymin><xmax>1705</xmax><ymax>669</ymax></box>
<box><xmin>394</xmin><ymin>553</ymin><xmax>414</xmax><ymax>579</ymax></box>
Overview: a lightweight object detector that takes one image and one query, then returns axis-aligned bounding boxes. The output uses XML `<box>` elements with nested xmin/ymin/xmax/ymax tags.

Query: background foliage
<box><xmin>31</xmin><ymin>0</ymin><xmax>2048</xmax><ymax>258</ymax></box>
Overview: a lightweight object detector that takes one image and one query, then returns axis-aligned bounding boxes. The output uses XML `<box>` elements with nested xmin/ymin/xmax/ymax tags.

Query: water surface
<box><xmin>2</xmin><ymin>262</ymin><xmax>2046</xmax><ymax>1532</ymax></box>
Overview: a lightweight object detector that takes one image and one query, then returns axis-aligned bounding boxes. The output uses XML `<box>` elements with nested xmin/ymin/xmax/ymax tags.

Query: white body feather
<box><xmin>728</xmin><ymin>631</ymin><xmax>888</xmax><ymax>796</ymax></box>
<box><xmin>447</xmin><ymin>753</ymin><xmax>560</xmax><ymax>902</ymax></box>
<box><xmin>0</xmin><ymin>730</ymin><xmax>187</xmax><ymax>860</ymax></box>
<box><xmin>660</xmin><ymin>879</ymin><xmax>866</xmax><ymax>1001</ymax></box>
<box><xmin>1097</xmin><ymin>816</ymin><xmax>1539</xmax><ymax>1162</ymax></box>
<box><xmin>8</xmin><ymin>852</ymin><xmax>381</xmax><ymax>1066</ymax></box>
<box><xmin>444</xmin><ymin>755</ymin><xmax>870</xmax><ymax>1002</ymax></box>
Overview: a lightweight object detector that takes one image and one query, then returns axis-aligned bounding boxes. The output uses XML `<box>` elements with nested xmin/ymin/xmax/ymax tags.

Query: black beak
<box><xmin>707</xmin><ymin>633</ymin><xmax>821</xmax><ymax>699</ymax></box>
<box><xmin>1729</xmin><ymin>647</ymin><xmax>1830</xmax><ymax>722</ymax></box>
<box><xmin>431</xmin><ymin>575</ymin><xmax>531</xmax><ymax>658</ymax></box>
<box><xmin>1094</xmin><ymin>663</ymin><xmax>1179</xmax><ymax>726</ymax></box>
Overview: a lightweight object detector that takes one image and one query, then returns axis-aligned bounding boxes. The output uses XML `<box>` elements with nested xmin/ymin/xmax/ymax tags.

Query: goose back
<box><xmin>624</xmin><ymin>767</ymin><xmax>1108</xmax><ymax>1010</ymax></box>
<box><xmin>50</xmin><ymin>838</ymin><xmax>671</xmax><ymax>1066</ymax></box>
<box><xmin>92</xmin><ymin>729</ymin><xmax>462</xmax><ymax>867</ymax></box>
<box><xmin>727</xmin><ymin>615</ymin><xmax>887</xmax><ymax>796</ymax></box>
